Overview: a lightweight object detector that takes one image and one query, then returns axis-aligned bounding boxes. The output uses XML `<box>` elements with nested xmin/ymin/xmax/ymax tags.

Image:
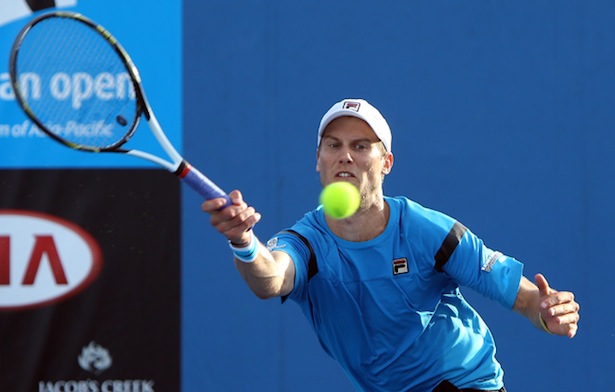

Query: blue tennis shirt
<box><xmin>268</xmin><ymin>196</ymin><xmax>523</xmax><ymax>391</ymax></box>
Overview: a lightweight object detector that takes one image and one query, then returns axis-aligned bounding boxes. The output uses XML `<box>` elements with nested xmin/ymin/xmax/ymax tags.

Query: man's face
<box><xmin>316</xmin><ymin>116</ymin><xmax>393</xmax><ymax>198</ymax></box>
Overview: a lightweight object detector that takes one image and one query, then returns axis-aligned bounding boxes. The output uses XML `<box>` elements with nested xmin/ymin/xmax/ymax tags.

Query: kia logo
<box><xmin>0</xmin><ymin>210</ymin><xmax>103</xmax><ymax>310</ymax></box>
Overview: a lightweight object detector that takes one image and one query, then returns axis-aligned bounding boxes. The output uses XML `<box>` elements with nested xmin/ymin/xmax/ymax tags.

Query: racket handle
<box><xmin>176</xmin><ymin>161</ymin><xmax>231</xmax><ymax>206</ymax></box>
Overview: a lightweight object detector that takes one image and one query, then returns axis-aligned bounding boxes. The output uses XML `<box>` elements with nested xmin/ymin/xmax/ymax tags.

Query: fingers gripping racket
<box><xmin>9</xmin><ymin>11</ymin><xmax>231</xmax><ymax>206</ymax></box>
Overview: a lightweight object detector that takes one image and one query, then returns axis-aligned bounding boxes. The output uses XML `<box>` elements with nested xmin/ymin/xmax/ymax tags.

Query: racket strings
<box><xmin>14</xmin><ymin>15</ymin><xmax>139</xmax><ymax>150</ymax></box>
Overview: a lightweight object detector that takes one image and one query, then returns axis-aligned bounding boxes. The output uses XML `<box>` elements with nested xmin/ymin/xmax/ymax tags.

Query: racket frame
<box><xmin>10</xmin><ymin>12</ymin><xmax>183</xmax><ymax>172</ymax></box>
<box><xmin>9</xmin><ymin>11</ymin><xmax>230</xmax><ymax>203</ymax></box>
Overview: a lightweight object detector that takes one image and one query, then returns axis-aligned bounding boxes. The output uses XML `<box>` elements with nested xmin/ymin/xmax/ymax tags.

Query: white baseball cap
<box><xmin>317</xmin><ymin>99</ymin><xmax>392</xmax><ymax>152</ymax></box>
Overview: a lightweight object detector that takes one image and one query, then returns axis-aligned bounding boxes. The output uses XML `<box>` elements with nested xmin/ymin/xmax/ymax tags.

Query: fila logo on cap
<box><xmin>392</xmin><ymin>258</ymin><xmax>409</xmax><ymax>275</ymax></box>
<box><xmin>342</xmin><ymin>101</ymin><xmax>361</xmax><ymax>111</ymax></box>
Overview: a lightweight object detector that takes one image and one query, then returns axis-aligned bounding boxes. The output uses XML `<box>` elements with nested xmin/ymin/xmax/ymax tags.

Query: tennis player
<box><xmin>202</xmin><ymin>98</ymin><xmax>580</xmax><ymax>391</ymax></box>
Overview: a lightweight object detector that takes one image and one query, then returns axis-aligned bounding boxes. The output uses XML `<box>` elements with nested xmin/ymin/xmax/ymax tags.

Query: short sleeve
<box><xmin>266</xmin><ymin>231</ymin><xmax>311</xmax><ymax>304</ymax></box>
<box><xmin>443</xmin><ymin>228</ymin><xmax>524</xmax><ymax>309</ymax></box>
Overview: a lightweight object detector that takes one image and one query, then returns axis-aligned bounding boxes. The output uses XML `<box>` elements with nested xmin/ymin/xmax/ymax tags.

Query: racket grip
<box><xmin>177</xmin><ymin>161</ymin><xmax>231</xmax><ymax>206</ymax></box>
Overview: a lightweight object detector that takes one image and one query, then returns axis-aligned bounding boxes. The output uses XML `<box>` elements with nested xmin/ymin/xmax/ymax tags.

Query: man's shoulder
<box><xmin>386</xmin><ymin>196</ymin><xmax>458</xmax><ymax>239</ymax></box>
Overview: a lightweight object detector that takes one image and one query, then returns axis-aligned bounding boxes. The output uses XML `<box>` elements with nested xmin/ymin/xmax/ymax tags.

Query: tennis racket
<box><xmin>9</xmin><ymin>11</ymin><xmax>231</xmax><ymax>206</ymax></box>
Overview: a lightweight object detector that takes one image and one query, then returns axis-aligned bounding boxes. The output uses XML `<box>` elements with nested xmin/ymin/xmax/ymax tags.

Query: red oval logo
<box><xmin>0</xmin><ymin>210</ymin><xmax>103</xmax><ymax>310</ymax></box>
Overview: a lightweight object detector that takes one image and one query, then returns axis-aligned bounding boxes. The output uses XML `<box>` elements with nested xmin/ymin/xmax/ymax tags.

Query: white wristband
<box><xmin>228</xmin><ymin>231</ymin><xmax>259</xmax><ymax>263</ymax></box>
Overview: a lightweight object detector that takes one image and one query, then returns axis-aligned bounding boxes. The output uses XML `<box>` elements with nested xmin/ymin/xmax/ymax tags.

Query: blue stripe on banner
<box><xmin>0</xmin><ymin>1</ymin><xmax>181</xmax><ymax>169</ymax></box>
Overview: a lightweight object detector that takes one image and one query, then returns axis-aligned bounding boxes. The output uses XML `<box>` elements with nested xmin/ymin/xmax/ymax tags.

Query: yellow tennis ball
<box><xmin>320</xmin><ymin>182</ymin><xmax>360</xmax><ymax>219</ymax></box>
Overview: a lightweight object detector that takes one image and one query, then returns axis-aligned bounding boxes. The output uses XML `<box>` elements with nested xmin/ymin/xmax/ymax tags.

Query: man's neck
<box><xmin>326</xmin><ymin>198</ymin><xmax>389</xmax><ymax>242</ymax></box>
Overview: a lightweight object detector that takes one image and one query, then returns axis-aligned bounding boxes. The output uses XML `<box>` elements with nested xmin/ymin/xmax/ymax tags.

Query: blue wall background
<box><xmin>182</xmin><ymin>1</ymin><xmax>613</xmax><ymax>390</ymax></box>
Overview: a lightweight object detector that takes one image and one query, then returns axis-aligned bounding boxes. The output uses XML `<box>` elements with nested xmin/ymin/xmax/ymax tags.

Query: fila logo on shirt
<box><xmin>392</xmin><ymin>258</ymin><xmax>409</xmax><ymax>275</ymax></box>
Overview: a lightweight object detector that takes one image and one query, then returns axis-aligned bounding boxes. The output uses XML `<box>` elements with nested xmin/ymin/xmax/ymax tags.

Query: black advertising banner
<box><xmin>0</xmin><ymin>169</ymin><xmax>180</xmax><ymax>391</ymax></box>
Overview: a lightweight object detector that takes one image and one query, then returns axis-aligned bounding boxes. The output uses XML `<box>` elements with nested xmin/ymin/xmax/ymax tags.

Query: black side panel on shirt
<box><xmin>281</xmin><ymin>229</ymin><xmax>318</xmax><ymax>281</ymax></box>
<box><xmin>279</xmin><ymin>229</ymin><xmax>317</xmax><ymax>304</ymax></box>
<box><xmin>434</xmin><ymin>221</ymin><xmax>467</xmax><ymax>272</ymax></box>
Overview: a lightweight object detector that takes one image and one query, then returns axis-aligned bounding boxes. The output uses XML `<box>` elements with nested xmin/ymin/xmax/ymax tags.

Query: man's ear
<box><xmin>382</xmin><ymin>152</ymin><xmax>394</xmax><ymax>175</ymax></box>
<box><xmin>316</xmin><ymin>148</ymin><xmax>321</xmax><ymax>172</ymax></box>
